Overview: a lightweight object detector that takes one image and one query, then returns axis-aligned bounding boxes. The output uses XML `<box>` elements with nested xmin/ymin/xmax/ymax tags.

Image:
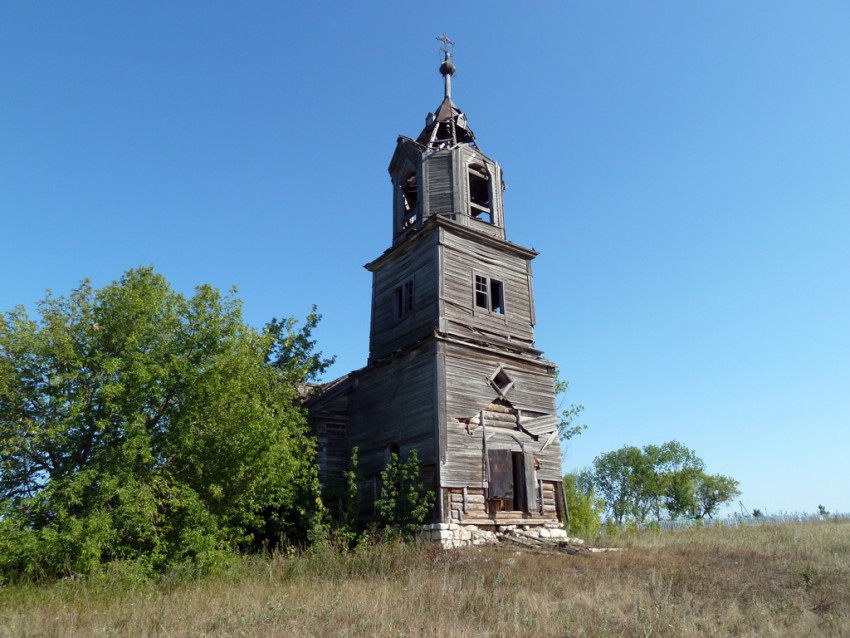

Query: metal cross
<box><xmin>436</xmin><ymin>32</ymin><xmax>455</xmax><ymax>53</ymax></box>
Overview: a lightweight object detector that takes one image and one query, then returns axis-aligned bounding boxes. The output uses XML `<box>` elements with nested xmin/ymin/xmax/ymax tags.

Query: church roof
<box><xmin>415</xmin><ymin>42</ymin><xmax>478</xmax><ymax>149</ymax></box>
<box><xmin>416</xmin><ymin>95</ymin><xmax>477</xmax><ymax>148</ymax></box>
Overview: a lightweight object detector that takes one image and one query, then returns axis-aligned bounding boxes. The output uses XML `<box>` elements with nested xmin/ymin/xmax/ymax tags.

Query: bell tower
<box><xmin>309</xmin><ymin>38</ymin><xmax>566</xmax><ymax>536</ymax></box>
<box><xmin>388</xmin><ymin>41</ymin><xmax>505</xmax><ymax>246</ymax></box>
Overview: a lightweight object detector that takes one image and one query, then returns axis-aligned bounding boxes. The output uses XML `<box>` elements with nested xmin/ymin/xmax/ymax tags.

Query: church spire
<box><xmin>416</xmin><ymin>35</ymin><xmax>476</xmax><ymax>149</ymax></box>
<box><xmin>389</xmin><ymin>38</ymin><xmax>505</xmax><ymax>244</ymax></box>
<box><xmin>437</xmin><ymin>32</ymin><xmax>456</xmax><ymax>99</ymax></box>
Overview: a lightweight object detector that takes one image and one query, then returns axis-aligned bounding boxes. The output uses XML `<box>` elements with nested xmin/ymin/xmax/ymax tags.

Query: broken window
<box><xmin>393</xmin><ymin>278</ymin><xmax>415</xmax><ymax>320</ymax></box>
<box><xmin>489</xmin><ymin>366</ymin><xmax>514</xmax><ymax>398</ymax></box>
<box><xmin>474</xmin><ymin>274</ymin><xmax>505</xmax><ymax>315</ymax></box>
<box><xmin>401</xmin><ymin>172</ymin><xmax>419</xmax><ymax>229</ymax></box>
<box><xmin>468</xmin><ymin>163</ymin><xmax>492</xmax><ymax>223</ymax></box>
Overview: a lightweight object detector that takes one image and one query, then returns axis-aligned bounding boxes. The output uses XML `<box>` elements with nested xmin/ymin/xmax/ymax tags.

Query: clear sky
<box><xmin>2</xmin><ymin>2</ymin><xmax>848</xmax><ymax>516</ymax></box>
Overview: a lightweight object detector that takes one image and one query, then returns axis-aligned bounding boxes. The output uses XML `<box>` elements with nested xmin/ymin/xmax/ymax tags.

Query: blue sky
<box><xmin>2</xmin><ymin>2</ymin><xmax>848</xmax><ymax>515</ymax></box>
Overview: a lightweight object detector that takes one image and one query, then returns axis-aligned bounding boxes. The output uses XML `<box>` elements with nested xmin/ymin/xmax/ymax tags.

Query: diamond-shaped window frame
<box><xmin>489</xmin><ymin>365</ymin><xmax>514</xmax><ymax>398</ymax></box>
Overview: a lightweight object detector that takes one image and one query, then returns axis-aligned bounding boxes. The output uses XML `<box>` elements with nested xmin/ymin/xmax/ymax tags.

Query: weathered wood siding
<box><xmin>349</xmin><ymin>341</ymin><xmax>438</xmax><ymax>479</ymax></box>
<box><xmin>438</xmin><ymin>227</ymin><xmax>536</xmax><ymax>345</ymax></box>
<box><xmin>306</xmin><ymin>381</ymin><xmax>353</xmax><ymax>493</ymax></box>
<box><xmin>439</xmin><ymin>341</ymin><xmax>562</xmax><ymax>487</ymax></box>
<box><xmin>423</xmin><ymin>151</ymin><xmax>454</xmax><ymax>217</ymax></box>
<box><xmin>314</xmin><ymin>416</ymin><xmax>349</xmax><ymax>499</ymax></box>
<box><xmin>368</xmin><ymin>230</ymin><xmax>439</xmax><ymax>363</ymax></box>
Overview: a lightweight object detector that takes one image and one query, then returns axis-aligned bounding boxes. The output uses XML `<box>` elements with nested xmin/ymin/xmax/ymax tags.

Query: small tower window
<box><xmin>401</xmin><ymin>173</ymin><xmax>419</xmax><ymax>229</ymax></box>
<box><xmin>468</xmin><ymin>163</ymin><xmax>492</xmax><ymax>223</ymax></box>
<box><xmin>474</xmin><ymin>274</ymin><xmax>505</xmax><ymax>315</ymax></box>
<box><xmin>393</xmin><ymin>278</ymin><xmax>415</xmax><ymax>320</ymax></box>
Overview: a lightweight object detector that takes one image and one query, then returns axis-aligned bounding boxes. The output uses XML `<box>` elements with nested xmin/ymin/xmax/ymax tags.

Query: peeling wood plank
<box><xmin>540</xmin><ymin>429</ymin><xmax>559</xmax><ymax>453</ymax></box>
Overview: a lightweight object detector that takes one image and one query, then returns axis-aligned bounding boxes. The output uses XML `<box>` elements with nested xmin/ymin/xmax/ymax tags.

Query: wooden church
<box><xmin>306</xmin><ymin>40</ymin><xmax>566</xmax><ymax>535</ymax></box>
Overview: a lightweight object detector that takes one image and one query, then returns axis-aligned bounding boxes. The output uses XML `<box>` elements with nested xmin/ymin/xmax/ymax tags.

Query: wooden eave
<box><xmin>365</xmin><ymin>215</ymin><xmax>537</xmax><ymax>273</ymax></box>
<box><xmin>302</xmin><ymin>371</ymin><xmax>358</xmax><ymax>411</ymax></box>
<box><xmin>435</xmin><ymin>330</ymin><xmax>554</xmax><ymax>370</ymax></box>
<box><xmin>388</xmin><ymin>136</ymin><xmax>425</xmax><ymax>177</ymax></box>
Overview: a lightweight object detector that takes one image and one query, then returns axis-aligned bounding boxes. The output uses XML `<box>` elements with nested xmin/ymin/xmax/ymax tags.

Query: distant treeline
<box><xmin>648</xmin><ymin>512</ymin><xmax>850</xmax><ymax>531</ymax></box>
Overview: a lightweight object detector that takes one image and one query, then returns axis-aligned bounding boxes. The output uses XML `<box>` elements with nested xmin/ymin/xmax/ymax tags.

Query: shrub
<box><xmin>375</xmin><ymin>449</ymin><xmax>435</xmax><ymax>539</ymax></box>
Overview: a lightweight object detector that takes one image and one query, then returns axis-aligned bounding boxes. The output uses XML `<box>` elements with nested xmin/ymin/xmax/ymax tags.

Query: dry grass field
<box><xmin>1</xmin><ymin>520</ymin><xmax>848</xmax><ymax>637</ymax></box>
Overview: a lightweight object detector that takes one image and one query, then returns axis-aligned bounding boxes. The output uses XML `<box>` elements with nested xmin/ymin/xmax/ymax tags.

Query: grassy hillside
<box><xmin>2</xmin><ymin>521</ymin><xmax>848</xmax><ymax>637</ymax></box>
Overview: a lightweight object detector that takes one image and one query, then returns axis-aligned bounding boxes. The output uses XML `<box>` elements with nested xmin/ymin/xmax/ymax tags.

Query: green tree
<box><xmin>264</xmin><ymin>305</ymin><xmax>335</xmax><ymax>382</ymax></box>
<box><xmin>693</xmin><ymin>473</ymin><xmax>741</xmax><ymax>519</ymax></box>
<box><xmin>656</xmin><ymin>441</ymin><xmax>705</xmax><ymax>520</ymax></box>
<box><xmin>0</xmin><ymin>267</ymin><xmax>326</xmax><ymax>581</ymax></box>
<box><xmin>562</xmin><ymin>469</ymin><xmax>604</xmax><ymax>539</ymax></box>
<box><xmin>554</xmin><ymin>372</ymin><xmax>586</xmax><ymax>441</ymax></box>
<box><xmin>375</xmin><ymin>449</ymin><xmax>435</xmax><ymax>539</ymax></box>
<box><xmin>592</xmin><ymin>445</ymin><xmax>646</xmax><ymax>524</ymax></box>
<box><xmin>593</xmin><ymin>441</ymin><xmax>724</xmax><ymax>524</ymax></box>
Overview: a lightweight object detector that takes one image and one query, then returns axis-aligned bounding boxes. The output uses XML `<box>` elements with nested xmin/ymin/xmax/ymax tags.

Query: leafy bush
<box><xmin>563</xmin><ymin>470</ymin><xmax>604</xmax><ymax>540</ymax></box>
<box><xmin>0</xmin><ymin>267</ymin><xmax>328</xmax><ymax>582</ymax></box>
<box><xmin>375</xmin><ymin>449</ymin><xmax>435</xmax><ymax>539</ymax></box>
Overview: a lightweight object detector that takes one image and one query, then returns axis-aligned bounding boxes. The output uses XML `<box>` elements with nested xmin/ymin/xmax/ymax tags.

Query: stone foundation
<box><xmin>418</xmin><ymin>522</ymin><xmax>583</xmax><ymax>549</ymax></box>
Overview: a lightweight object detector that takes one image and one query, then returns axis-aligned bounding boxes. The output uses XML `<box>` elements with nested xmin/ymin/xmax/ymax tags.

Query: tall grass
<box><xmin>2</xmin><ymin>520</ymin><xmax>848</xmax><ymax>637</ymax></box>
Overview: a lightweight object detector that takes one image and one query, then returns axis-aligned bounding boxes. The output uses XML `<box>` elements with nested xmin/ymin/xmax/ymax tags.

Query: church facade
<box><xmin>306</xmin><ymin>43</ymin><xmax>566</xmax><ymax>532</ymax></box>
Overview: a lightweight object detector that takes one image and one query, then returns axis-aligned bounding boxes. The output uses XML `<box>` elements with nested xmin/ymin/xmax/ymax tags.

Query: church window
<box><xmin>393</xmin><ymin>278</ymin><xmax>415</xmax><ymax>320</ymax></box>
<box><xmin>474</xmin><ymin>274</ymin><xmax>504</xmax><ymax>315</ymax></box>
<box><xmin>401</xmin><ymin>173</ymin><xmax>419</xmax><ymax>229</ymax></box>
<box><xmin>489</xmin><ymin>365</ymin><xmax>514</xmax><ymax>398</ymax></box>
<box><xmin>468</xmin><ymin>163</ymin><xmax>492</xmax><ymax>223</ymax></box>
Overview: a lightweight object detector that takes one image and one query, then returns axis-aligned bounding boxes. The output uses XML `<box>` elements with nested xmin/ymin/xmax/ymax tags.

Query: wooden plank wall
<box><xmin>440</xmin><ymin>341</ymin><xmax>562</xmax><ymax>485</ymax></box>
<box><xmin>369</xmin><ymin>230</ymin><xmax>439</xmax><ymax>362</ymax></box>
<box><xmin>349</xmin><ymin>341</ymin><xmax>438</xmax><ymax>479</ymax></box>
<box><xmin>439</xmin><ymin>228</ymin><xmax>536</xmax><ymax>344</ymax></box>
<box><xmin>423</xmin><ymin>151</ymin><xmax>453</xmax><ymax>216</ymax></box>
<box><xmin>314</xmin><ymin>417</ymin><xmax>349</xmax><ymax>497</ymax></box>
<box><xmin>307</xmin><ymin>383</ymin><xmax>352</xmax><ymax>492</ymax></box>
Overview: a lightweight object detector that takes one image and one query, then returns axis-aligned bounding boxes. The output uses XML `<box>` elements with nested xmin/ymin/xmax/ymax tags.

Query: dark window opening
<box><xmin>474</xmin><ymin>274</ymin><xmax>505</xmax><ymax>315</ymax></box>
<box><xmin>490</xmin><ymin>367</ymin><xmax>514</xmax><ymax>397</ymax></box>
<box><xmin>393</xmin><ymin>279</ymin><xmax>415</xmax><ymax>320</ymax></box>
<box><xmin>490</xmin><ymin>279</ymin><xmax>504</xmax><ymax>314</ymax></box>
<box><xmin>511</xmin><ymin>452</ymin><xmax>525</xmax><ymax>512</ymax></box>
<box><xmin>468</xmin><ymin>163</ymin><xmax>492</xmax><ymax>223</ymax></box>
<box><xmin>385</xmin><ymin>442</ymin><xmax>400</xmax><ymax>466</ymax></box>
<box><xmin>475</xmin><ymin>275</ymin><xmax>488</xmax><ymax>309</ymax></box>
<box><xmin>401</xmin><ymin>173</ymin><xmax>418</xmax><ymax>229</ymax></box>
<box><xmin>435</xmin><ymin>122</ymin><xmax>451</xmax><ymax>142</ymax></box>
